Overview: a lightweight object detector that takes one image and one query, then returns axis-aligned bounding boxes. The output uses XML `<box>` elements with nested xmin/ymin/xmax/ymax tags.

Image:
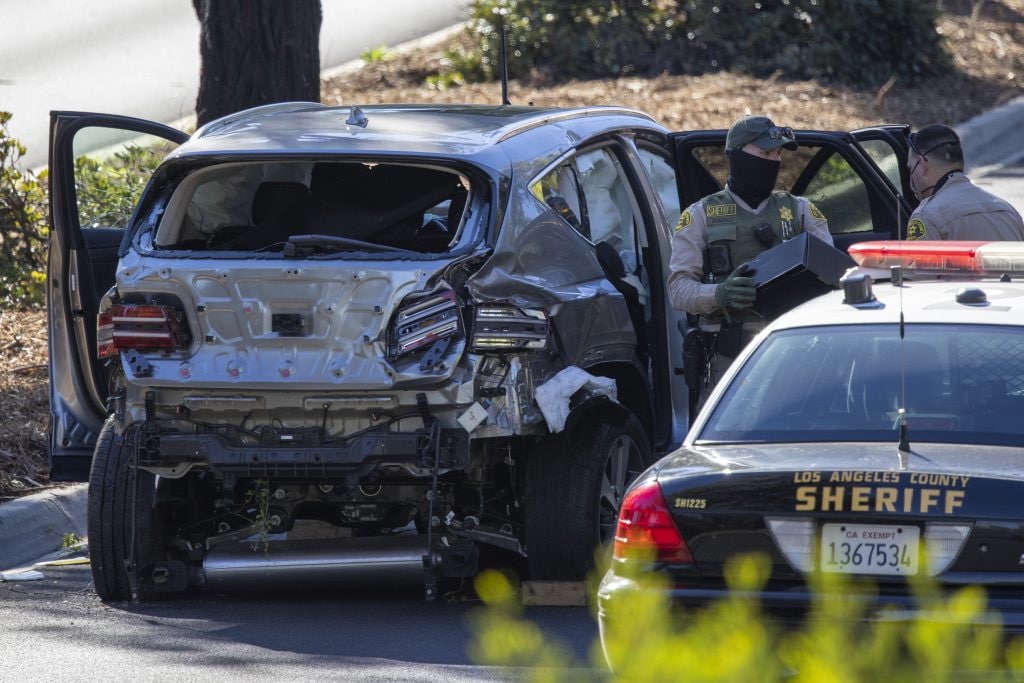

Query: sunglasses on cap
<box><xmin>766</xmin><ymin>126</ymin><xmax>795</xmax><ymax>142</ymax></box>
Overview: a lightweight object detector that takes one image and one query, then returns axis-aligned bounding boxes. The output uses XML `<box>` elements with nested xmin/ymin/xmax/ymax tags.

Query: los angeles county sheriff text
<box><xmin>793</xmin><ymin>471</ymin><xmax>968</xmax><ymax>515</ymax></box>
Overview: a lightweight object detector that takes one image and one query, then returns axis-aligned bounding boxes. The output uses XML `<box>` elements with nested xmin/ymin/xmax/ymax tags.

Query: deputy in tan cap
<box><xmin>668</xmin><ymin>115</ymin><xmax>832</xmax><ymax>408</ymax></box>
<box><xmin>906</xmin><ymin>124</ymin><xmax>1024</xmax><ymax>241</ymax></box>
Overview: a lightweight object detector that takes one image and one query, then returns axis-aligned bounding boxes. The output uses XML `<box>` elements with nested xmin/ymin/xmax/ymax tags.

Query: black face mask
<box><xmin>726</xmin><ymin>149</ymin><xmax>780</xmax><ymax>207</ymax></box>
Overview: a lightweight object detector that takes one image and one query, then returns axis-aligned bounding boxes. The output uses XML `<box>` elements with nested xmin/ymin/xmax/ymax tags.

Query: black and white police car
<box><xmin>599</xmin><ymin>240</ymin><xmax>1024</xmax><ymax>652</ymax></box>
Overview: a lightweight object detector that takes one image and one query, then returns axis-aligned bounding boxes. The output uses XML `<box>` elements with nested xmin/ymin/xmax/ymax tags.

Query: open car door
<box><xmin>48</xmin><ymin>112</ymin><xmax>188</xmax><ymax>481</ymax></box>
<box><xmin>668</xmin><ymin>126</ymin><xmax>915</xmax><ymax>252</ymax></box>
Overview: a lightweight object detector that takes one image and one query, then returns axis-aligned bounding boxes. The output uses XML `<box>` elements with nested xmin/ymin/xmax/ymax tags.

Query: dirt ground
<box><xmin>3</xmin><ymin>0</ymin><xmax>1023</xmax><ymax>498</ymax></box>
<box><xmin>323</xmin><ymin>0</ymin><xmax>1024</xmax><ymax>132</ymax></box>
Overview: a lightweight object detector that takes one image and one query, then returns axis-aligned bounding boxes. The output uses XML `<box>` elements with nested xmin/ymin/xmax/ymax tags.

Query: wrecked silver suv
<box><xmin>47</xmin><ymin>104</ymin><xmax>913</xmax><ymax>599</ymax></box>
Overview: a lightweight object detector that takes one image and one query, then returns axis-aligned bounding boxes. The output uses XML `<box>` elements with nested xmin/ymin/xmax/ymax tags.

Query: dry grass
<box><xmin>0</xmin><ymin>308</ymin><xmax>50</xmax><ymax>498</ymax></box>
<box><xmin>4</xmin><ymin>0</ymin><xmax>1023</xmax><ymax>496</ymax></box>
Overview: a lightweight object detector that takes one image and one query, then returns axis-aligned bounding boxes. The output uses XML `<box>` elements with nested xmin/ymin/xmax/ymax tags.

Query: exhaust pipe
<box><xmin>203</xmin><ymin>536</ymin><xmax>429</xmax><ymax>591</ymax></box>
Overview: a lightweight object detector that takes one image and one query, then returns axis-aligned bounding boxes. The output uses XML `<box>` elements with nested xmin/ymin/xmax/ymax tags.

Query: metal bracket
<box><xmin>419</xmin><ymin>335</ymin><xmax>452</xmax><ymax>372</ymax></box>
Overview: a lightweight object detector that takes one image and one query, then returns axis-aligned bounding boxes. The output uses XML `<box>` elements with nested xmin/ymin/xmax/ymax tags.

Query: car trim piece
<box><xmin>497</xmin><ymin>108</ymin><xmax>658</xmax><ymax>143</ymax></box>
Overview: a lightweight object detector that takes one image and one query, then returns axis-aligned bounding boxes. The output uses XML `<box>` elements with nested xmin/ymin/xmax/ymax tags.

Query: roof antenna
<box><xmin>895</xmin><ymin>188</ymin><xmax>911</xmax><ymax>453</ymax></box>
<box><xmin>498</xmin><ymin>22</ymin><xmax>511</xmax><ymax>106</ymax></box>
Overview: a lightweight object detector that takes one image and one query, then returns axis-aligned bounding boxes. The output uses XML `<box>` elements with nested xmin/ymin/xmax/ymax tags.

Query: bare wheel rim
<box><xmin>598</xmin><ymin>433</ymin><xmax>644</xmax><ymax>543</ymax></box>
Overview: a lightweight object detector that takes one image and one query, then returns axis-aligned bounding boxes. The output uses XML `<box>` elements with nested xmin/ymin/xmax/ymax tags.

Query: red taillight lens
<box><xmin>613</xmin><ymin>481</ymin><xmax>693</xmax><ymax>564</ymax></box>
<box><xmin>97</xmin><ymin>304</ymin><xmax>190</xmax><ymax>358</ymax></box>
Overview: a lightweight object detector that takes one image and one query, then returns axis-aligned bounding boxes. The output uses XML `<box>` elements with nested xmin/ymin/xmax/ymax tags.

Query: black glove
<box><xmin>714</xmin><ymin>263</ymin><xmax>756</xmax><ymax>323</ymax></box>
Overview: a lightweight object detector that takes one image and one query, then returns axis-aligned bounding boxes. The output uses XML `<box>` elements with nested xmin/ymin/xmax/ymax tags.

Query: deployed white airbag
<box><xmin>535</xmin><ymin>366</ymin><xmax>618</xmax><ymax>432</ymax></box>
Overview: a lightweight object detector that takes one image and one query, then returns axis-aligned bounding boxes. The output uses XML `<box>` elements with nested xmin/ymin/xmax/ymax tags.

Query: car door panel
<box><xmin>48</xmin><ymin>111</ymin><xmax>187</xmax><ymax>481</ymax></box>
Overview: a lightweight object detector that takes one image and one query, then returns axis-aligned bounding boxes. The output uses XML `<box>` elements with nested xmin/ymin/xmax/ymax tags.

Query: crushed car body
<box><xmin>46</xmin><ymin>103</ymin><xmax>917</xmax><ymax>600</ymax></box>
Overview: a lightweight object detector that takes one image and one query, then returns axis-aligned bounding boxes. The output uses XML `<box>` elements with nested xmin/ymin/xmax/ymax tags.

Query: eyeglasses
<box><xmin>766</xmin><ymin>126</ymin><xmax>795</xmax><ymax>142</ymax></box>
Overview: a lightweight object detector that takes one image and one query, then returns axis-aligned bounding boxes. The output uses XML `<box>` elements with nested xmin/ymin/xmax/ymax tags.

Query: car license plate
<box><xmin>820</xmin><ymin>524</ymin><xmax>919</xmax><ymax>575</ymax></box>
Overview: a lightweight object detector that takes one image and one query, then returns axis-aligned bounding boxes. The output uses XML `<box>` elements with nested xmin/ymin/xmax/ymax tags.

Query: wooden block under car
<box><xmin>521</xmin><ymin>580</ymin><xmax>587</xmax><ymax>606</ymax></box>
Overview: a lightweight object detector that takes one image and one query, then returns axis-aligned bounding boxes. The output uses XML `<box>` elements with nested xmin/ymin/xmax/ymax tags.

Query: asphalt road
<box><xmin>974</xmin><ymin>161</ymin><xmax>1024</xmax><ymax>214</ymax></box>
<box><xmin>0</xmin><ymin>0</ymin><xmax>470</xmax><ymax>169</ymax></box>
<box><xmin>0</xmin><ymin>559</ymin><xmax>602</xmax><ymax>681</ymax></box>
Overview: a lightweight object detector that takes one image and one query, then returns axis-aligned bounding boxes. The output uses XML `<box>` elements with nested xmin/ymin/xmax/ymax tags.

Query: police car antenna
<box><xmin>498</xmin><ymin>23</ymin><xmax>511</xmax><ymax>106</ymax></box>
<box><xmin>895</xmin><ymin>190</ymin><xmax>911</xmax><ymax>452</ymax></box>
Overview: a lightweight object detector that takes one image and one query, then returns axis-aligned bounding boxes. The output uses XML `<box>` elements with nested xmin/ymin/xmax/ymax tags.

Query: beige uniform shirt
<box><xmin>908</xmin><ymin>172</ymin><xmax>1024</xmax><ymax>241</ymax></box>
<box><xmin>667</xmin><ymin>189</ymin><xmax>832</xmax><ymax>315</ymax></box>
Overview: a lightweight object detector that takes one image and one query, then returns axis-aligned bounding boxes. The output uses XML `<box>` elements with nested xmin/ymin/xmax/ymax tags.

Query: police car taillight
<box><xmin>613</xmin><ymin>481</ymin><xmax>693</xmax><ymax>565</ymax></box>
<box><xmin>848</xmin><ymin>240</ymin><xmax>1024</xmax><ymax>274</ymax></box>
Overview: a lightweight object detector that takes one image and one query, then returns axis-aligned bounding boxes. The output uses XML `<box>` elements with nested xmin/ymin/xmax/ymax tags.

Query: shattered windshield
<box><xmin>698</xmin><ymin>324</ymin><xmax>1024</xmax><ymax>447</ymax></box>
<box><xmin>153</xmin><ymin>161</ymin><xmax>474</xmax><ymax>254</ymax></box>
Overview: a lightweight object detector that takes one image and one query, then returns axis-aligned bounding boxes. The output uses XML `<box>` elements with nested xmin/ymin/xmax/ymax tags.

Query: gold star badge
<box><xmin>779</xmin><ymin>207</ymin><xmax>793</xmax><ymax>222</ymax></box>
<box><xmin>908</xmin><ymin>218</ymin><xmax>926</xmax><ymax>240</ymax></box>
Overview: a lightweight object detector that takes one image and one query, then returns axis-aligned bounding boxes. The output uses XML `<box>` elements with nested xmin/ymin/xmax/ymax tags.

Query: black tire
<box><xmin>87</xmin><ymin>419</ymin><xmax>160</xmax><ymax>601</ymax></box>
<box><xmin>525</xmin><ymin>406</ymin><xmax>652</xmax><ymax>580</ymax></box>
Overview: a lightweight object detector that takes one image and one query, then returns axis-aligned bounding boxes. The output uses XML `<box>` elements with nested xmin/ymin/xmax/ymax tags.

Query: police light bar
<box><xmin>848</xmin><ymin>241</ymin><xmax>1024</xmax><ymax>273</ymax></box>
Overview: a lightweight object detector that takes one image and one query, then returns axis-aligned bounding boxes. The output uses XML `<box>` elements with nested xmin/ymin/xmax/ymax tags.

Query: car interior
<box><xmin>154</xmin><ymin>161</ymin><xmax>473</xmax><ymax>254</ymax></box>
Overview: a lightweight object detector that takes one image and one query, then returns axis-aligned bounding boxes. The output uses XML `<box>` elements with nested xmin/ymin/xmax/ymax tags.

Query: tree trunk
<box><xmin>193</xmin><ymin>0</ymin><xmax>322</xmax><ymax>127</ymax></box>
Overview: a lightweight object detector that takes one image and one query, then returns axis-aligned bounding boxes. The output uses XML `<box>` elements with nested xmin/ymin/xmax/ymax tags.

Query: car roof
<box><xmin>178</xmin><ymin>102</ymin><xmax>662</xmax><ymax>159</ymax></box>
<box><xmin>771</xmin><ymin>273</ymin><xmax>1024</xmax><ymax>330</ymax></box>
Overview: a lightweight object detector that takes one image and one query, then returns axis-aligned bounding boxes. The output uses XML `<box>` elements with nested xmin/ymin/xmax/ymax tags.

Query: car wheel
<box><xmin>525</xmin><ymin>407</ymin><xmax>652</xmax><ymax>580</ymax></box>
<box><xmin>87</xmin><ymin>419</ymin><xmax>160</xmax><ymax>601</ymax></box>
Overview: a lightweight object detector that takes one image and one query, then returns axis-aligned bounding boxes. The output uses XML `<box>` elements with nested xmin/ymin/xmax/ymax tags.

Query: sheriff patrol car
<box><xmin>598</xmin><ymin>240</ymin><xmax>1024</xmax><ymax>657</ymax></box>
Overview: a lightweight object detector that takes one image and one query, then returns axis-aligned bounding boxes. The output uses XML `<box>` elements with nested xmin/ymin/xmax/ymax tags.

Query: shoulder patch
<box><xmin>907</xmin><ymin>217</ymin><xmax>926</xmax><ymax>240</ymax></box>
<box><xmin>808</xmin><ymin>202</ymin><xmax>826</xmax><ymax>220</ymax></box>
<box><xmin>706</xmin><ymin>204</ymin><xmax>737</xmax><ymax>219</ymax></box>
<box><xmin>675</xmin><ymin>210</ymin><xmax>692</xmax><ymax>231</ymax></box>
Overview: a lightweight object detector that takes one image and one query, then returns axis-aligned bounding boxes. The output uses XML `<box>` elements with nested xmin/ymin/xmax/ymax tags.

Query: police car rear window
<box><xmin>699</xmin><ymin>324</ymin><xmax>1024</xmax><ymax>447</ymax></box>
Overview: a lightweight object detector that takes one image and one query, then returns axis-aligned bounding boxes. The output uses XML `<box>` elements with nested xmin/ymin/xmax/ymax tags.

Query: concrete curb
<box><xmin>0</xmin><ymin>484</ymin><xmax>87</xmax><ymax>571</ymax></box>
<box><xmin>956</xmin><ymin>95</ymin><xmax>1024</xmax><ymax>174</ymax></box>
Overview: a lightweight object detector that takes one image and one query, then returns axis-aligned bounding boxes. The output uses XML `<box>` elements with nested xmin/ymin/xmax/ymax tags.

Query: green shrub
<box><xmin>73</xmin><ymin>143</ymin><xmax>165</xmax><ymax>230</ymax></box>
<box><xmin>462</xmin><ymin>0</ymin><xmax>683</xmax><ymax>81</ymax></box>
<box><xmin>470</xmin><ymin>555</ymin><xmax>1024</xmax><ymax>681</ymax></box>
<box><xmin>803</xmin><ymin>0</ymin><xmax>951</xmax><ymax>86</ymax></box>
<box><xmin>0</xmin><ymin>112</ymin><xmax>170</xmax><ymax>308</ymax></box>
<box><xmin>0</xmin><ymin>112</ymin><xmax>48</xmax><ymax>308</ymax></box>
<box><xmin>456</xmin><ymin>0</ymin><xmax>951</xmax><ymax>87</ymax></box>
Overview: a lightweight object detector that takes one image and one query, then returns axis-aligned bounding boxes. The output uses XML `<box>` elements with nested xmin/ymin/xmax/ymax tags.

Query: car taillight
<box><xmin>471</xmin><ymin>305</ymin><xmax>548</xmax><ymax>351</ymax></box>
<box><xmin>97</xmin><ymin>304</ymin><xmax>191</xmax><ymax>358</ymax></box>
<box><xmin>389</xmin><ymin>290</ymin><xmax>460</xmax><ymax>359</ymax></box>
<box><xmin>613</xmin><ymin>481</ymin><xmax>693</xmax><ymax>564</ymax></box>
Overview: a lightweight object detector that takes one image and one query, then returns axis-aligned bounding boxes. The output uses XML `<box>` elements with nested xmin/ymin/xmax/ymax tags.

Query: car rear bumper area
<box><xmin>141</xmin><ymin>427</ymin><xmax>469</xmax><ymax>476</ymax></box>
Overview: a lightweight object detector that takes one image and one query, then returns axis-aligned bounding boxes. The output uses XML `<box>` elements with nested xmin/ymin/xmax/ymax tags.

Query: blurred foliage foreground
<box><xmin>470</xmin><ymin>555</ymin><xmax>1024</xmax><ymax>682</ymax></box>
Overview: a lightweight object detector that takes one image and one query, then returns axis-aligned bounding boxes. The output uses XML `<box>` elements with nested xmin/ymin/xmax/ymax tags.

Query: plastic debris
<box><xmin>0</xmin><ymin>569</ymin><xmax>45</xmax><ymax>582</ymax></box>
<box><xmin>534</xmin><ymin>366</ymin><xmax>617</xmax><ymax>433</ymax></box>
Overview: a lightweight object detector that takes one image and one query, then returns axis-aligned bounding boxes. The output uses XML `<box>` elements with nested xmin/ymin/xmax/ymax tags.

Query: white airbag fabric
<box><xmin>535</xmin><ymin>366</ymin><xmax>618</xmax><ymax>433</ymax></box>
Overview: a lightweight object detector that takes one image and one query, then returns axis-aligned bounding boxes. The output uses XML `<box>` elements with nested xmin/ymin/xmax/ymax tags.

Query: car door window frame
<box><xmin>668</xmin><ymin>129</ymin><xmax>908</xmax><ymax>246</ymax></box>
<box><xmin>48</xmin><ymin>112</ymin><xmax>187</xmax><ymax>466</ymax></box>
